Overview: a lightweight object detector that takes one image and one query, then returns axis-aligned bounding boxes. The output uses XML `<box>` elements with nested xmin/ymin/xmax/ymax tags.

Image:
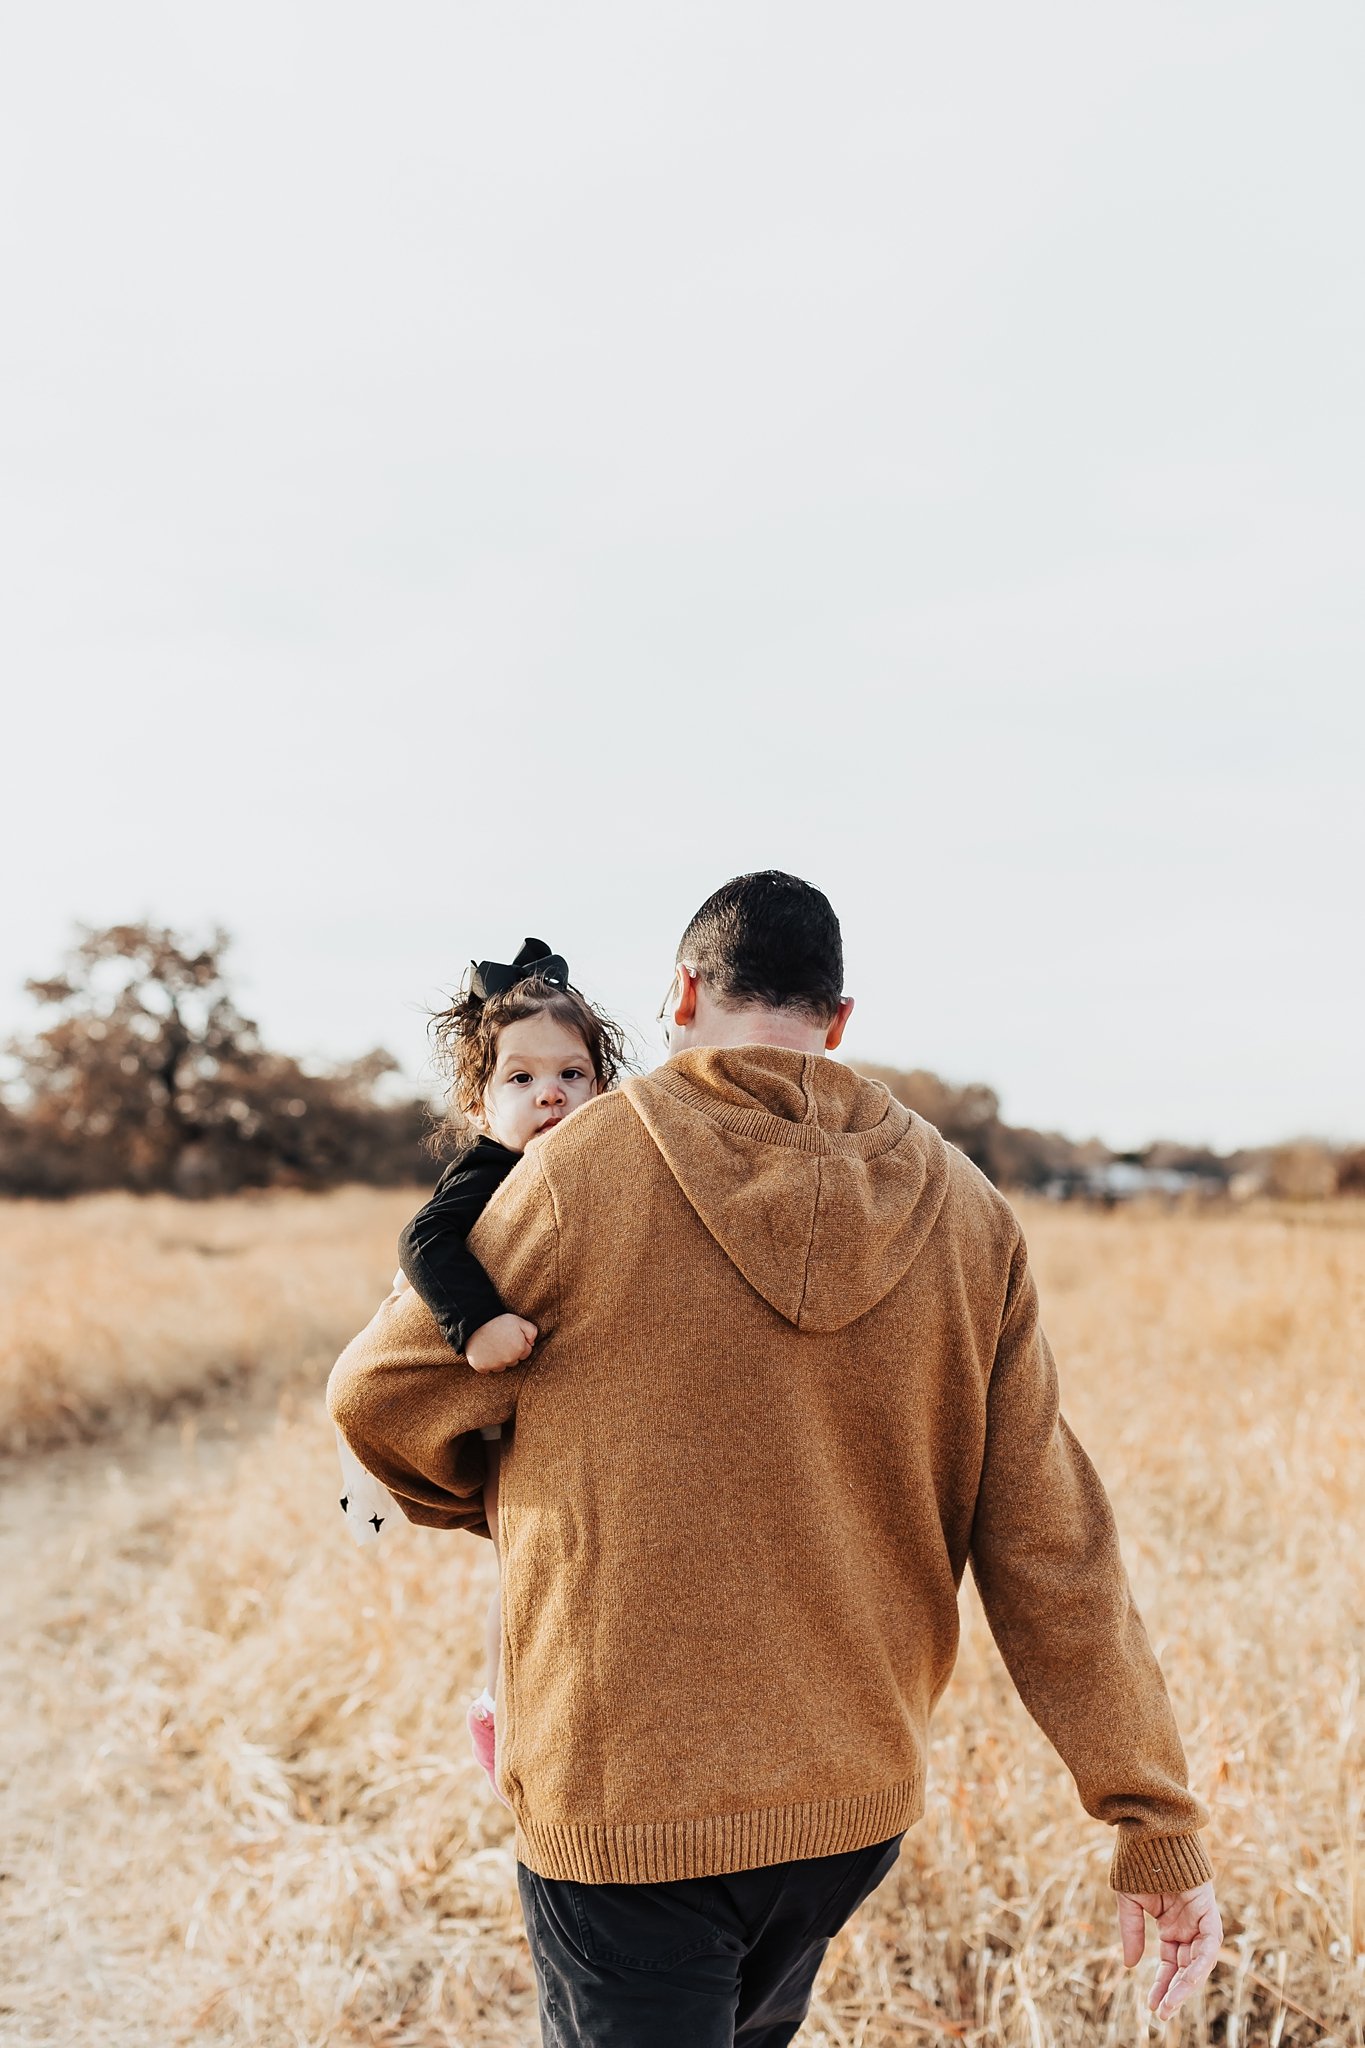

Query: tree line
<box><xmin>852</xmin><ymin>1062</ymin><xmax>1365</xmax><ymax>1202</ymax></box>
<box><xmin>0</xmin><ymin>924</ymin><xmax>434</xmax><ymax>1197</ymax></box>
<box><xmin>2</xmin><ymin>922</ymin><xmax>1359</xmax><ymax>1200</ymax></box>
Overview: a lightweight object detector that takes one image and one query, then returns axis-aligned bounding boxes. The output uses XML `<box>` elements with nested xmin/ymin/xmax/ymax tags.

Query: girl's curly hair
<box><xmin>428</xmin><ymin>973</ymin><xmax>631</xmax><ymax>1147</ymax></box>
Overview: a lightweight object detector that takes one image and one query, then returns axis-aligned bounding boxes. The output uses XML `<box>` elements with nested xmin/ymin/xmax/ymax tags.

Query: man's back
<box><xmin>331</xmin><ymin>1044</ymin><xmax>1210</xmax><ymax>1896</ymax></box>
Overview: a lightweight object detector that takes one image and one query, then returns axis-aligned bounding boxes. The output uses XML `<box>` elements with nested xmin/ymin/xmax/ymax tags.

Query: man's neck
<box><xmin>683</xmin><ymin>1004</ymin><xmax>832</xmax><ymax>1056</ymax></box>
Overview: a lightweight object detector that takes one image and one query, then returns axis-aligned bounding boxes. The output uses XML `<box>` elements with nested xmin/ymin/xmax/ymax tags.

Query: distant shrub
<box><xmin>1264</xmin><ymin>1141</ymin><xmax>1339</xmax><ymax>1202</ymax></box>
<box><xmin>850</xmin><ymin>1061</ymin><xmax>1100</xmax><ymax>1191</ymax></box>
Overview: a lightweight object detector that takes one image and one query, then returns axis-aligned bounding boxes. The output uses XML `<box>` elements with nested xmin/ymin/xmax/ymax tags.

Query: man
<box><xmin>329</xmin><ymin>870</ymin><xmax>1221</xmax><ymax>2045</ymax></box>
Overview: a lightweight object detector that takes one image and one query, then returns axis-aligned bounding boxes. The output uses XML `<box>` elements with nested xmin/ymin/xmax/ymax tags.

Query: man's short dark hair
<box><xmin>677</xmin><ymin>872</ymin><xmax>844</xmax><ymax>1022</ymax></box>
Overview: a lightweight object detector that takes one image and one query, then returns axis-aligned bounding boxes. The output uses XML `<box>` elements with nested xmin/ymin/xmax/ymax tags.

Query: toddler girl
<box><xmin>335</xmin><ymin>938</ymin><xmax>628</xmax><ymax>1801</ymax></box>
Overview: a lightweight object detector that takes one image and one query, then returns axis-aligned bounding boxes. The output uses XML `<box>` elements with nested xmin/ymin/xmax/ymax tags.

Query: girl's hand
<box><xmin>466</xmin><ymin>1313</ymin><xmax>538</xmax><ymax>1373</ymax></box>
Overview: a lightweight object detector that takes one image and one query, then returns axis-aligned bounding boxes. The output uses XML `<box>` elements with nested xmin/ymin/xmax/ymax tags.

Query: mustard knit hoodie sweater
<box><xmin>328</xmin><ymin>1046</ymin><xmax>1211</xmax><ymax>1894</ymax></box>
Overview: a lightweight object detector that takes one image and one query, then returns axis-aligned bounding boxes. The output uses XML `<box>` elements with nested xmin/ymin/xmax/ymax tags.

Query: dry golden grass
<box><xmin>0</xmin><ymin>1187</ymin><xmax>421</xmax><ymax>1453</ymax></box>
<box><xmin>1</xmin><ymin>1193</ymin><xmax>1362</xmax><ymax>2046</ymax></box>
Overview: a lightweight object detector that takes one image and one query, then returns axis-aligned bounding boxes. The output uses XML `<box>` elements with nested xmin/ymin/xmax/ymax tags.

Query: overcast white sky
<box><xmin>2</xmin><ymin>3</ymin><xmax>1361</xmax><ymax>1150</ymax></box>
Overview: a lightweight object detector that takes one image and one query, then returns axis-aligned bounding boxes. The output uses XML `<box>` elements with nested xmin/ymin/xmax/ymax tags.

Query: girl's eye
<box><xmin>510</xmin><ymin>1073</ymin><xmax>532</xmax><ymax>1085</ymax></box>
<box><xmin>563</xmin><ymin>1068</ymin><xmax>587</xmax><ymax>1081</ymax></box>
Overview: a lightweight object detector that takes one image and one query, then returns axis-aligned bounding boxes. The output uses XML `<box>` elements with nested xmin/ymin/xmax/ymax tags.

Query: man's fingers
<box><xmin>1147</xmin><ymin>1958</ymin><xmax>1178</xmax><ymax>2013</ymax></box>
<box><xmin>1122</xmin><ymin>1884</ymin><xmax>1222</xmax><ymax>2021</ymax></box>
<box><xmin>1156</xmin><ymin>1961</ymin><xmax>1206</xmax><ymax>2023</ymax></box>
<box><xmin>1179</xmin><ymin>1916</ymin><xmax>1223</xmax><ymax>1994</ymax></box>
<box><xmin>1116</xmin><ymin>1894</ymin><xmax>1147</xmax><ymax>1969</ymax></box>
<box><xmin>1153</xmin><ymin>1906</ymin><xmax>1223</xmax><ymax>2020</ymax></box>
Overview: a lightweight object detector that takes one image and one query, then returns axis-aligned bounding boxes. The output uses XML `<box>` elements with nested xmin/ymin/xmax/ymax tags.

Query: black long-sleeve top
<box><xmin>397</xmin><ymin>1133</ymin><xmax>521</xmax><ymax>1353</ymax></box>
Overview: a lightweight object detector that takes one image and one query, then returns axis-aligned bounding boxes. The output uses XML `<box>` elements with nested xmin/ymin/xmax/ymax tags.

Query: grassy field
<box><xmin>1</xmin><ymin>1190</ymin><xmax>1362</xmax><ymax>2045</ymax></box>
<box><xmin>0</xmin><ymin>1186</ymin><xmax>421</xmax><ymax>1453</ymax></box>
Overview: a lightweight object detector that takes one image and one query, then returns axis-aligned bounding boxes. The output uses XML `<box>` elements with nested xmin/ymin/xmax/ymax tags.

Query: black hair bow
<box><xmin>470</xmin><ymin>937</ymin><xmax>570</xmax><ymax>999</ymax></box>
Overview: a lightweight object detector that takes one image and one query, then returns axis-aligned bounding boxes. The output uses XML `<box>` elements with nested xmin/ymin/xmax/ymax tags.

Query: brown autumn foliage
<box><xmin>851</xmin><ymin>1062</ymin><xmax>1108</xmax><ymax>1191</ymax></box>
<box><xmin>1264</xmin><ymin>1140</ymin><xmax>1341</xmax><ymax>1202</ymax></box>
<box><xmin>1</xmin><ymin>922</ymin><xmax>433</xmax><ymax>1197</ymax></box>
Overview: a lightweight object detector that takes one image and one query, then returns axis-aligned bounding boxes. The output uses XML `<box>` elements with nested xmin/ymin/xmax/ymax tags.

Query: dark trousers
<box><xmin>517</xmin><ymin>1834</ymin><xmax>904</xmax><ymax>2047</ymax></box>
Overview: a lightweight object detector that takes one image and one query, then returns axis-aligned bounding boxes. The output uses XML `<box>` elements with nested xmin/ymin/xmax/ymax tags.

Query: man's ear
<box><xmin>824</xmin><ymin>996</ymin><xmax>855</xmax><ymax>1050</ymax></box>
<box><xmin>671</xmin><ymin>965</ymin><xmax>699</xmax><ymax>1029</ymax></box>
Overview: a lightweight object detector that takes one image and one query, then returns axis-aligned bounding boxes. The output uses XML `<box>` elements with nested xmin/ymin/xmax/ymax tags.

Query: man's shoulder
<box><xmin>535</xmin><ymin>1088</ymin><xmax>643</xmax><ymax>1169</ymax></box>
<box><xmin>474</xmin><ymin>1094</ymin><xmax>648</xmax><ymax>1227</ymax></box>
<box><xmin>929</xmin><ymin>1130</ymin><xmax>1024</xmax><ymax>1264</ymax></box>
<box><xmin>544</xmin><ymin>1089</ymin><xmax>642</xmax><ymax>1155</ymax></box>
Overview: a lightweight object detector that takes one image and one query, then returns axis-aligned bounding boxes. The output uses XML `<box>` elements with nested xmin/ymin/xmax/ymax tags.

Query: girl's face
<box><xmin>480</xmin><ymin>1012</ymin><xmax>600</xmax><ymax>1153</ymax></box>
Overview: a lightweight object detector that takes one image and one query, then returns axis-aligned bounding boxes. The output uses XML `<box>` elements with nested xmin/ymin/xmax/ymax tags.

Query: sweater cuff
<box><xmin>1109</xmin><ymin>1829</ymin><xmax>1213</xmax><ymax>1895</ymax></box>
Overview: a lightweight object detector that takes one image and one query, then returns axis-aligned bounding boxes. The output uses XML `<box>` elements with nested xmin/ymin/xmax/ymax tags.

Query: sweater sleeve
<box><xmin>327</xmin><ymin>1153</ymin><xmax>559</xmax><ymax>1539</ymax></box>
<box><xmin>968</xmin><ymin>1232</ymin><xmax>1213</xmax><ymax>1894</ymax></box>
<box><xmin>397</xmin><ymin>1170</ymin><xmax>508</xmax><ymax>1354</ymax></box>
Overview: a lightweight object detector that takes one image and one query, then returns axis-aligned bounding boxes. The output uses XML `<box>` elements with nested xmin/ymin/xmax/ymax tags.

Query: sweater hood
<box><xmin>622</xmin><ymin>1045</ymin><xmax>952</xmax><ymax>1333</ymax></box>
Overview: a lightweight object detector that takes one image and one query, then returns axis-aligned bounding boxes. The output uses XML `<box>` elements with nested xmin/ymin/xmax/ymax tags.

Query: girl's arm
<box><xmin>328</xmin><ymin>1151</ymin><xmax>558</xmax><ymax>1535</ymax></box>
<box><xmin>398</xmin><ymin>1147</ymin><xmax>514</xmax><ymax>1354</ymax></box>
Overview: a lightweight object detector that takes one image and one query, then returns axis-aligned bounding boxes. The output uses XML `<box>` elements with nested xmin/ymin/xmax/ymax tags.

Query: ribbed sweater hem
<box><xmin>514</xmin><ymin>1779</ymin><xmax>923</xmax><ymax>1883</ymax></box>
<box><xmin>1109</xmin><ymin>1829</ymin><xmax>1213</xmax><ymax>1894</ymax></box>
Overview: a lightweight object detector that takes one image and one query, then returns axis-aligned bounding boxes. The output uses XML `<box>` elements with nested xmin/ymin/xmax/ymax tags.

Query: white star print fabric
<box><xmin>336</xmin><ymin>1422</ymin><xmax>396</xmax><ymax>1550</ymax></box>
<box><xmin>333</xmin><ymin>1267</ymin><xmax>402</xmax><ymax>1550</ymax></box>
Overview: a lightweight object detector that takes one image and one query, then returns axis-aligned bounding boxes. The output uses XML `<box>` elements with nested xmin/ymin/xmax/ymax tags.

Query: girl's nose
<box><xmin>539</xmin><ymin>1077</ymin><xmax>566</xmax><ymax>1105</ymax></box>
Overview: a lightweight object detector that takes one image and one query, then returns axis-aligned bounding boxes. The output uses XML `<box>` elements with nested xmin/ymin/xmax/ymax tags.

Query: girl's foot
<box><xmin>467</xmin><ymin>1688</ymin><xmax>511</xmax><ymax>1809</ymax></box>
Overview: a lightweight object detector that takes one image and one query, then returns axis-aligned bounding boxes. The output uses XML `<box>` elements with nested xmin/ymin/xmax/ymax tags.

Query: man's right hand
<box><xmin>465</xmin><ymin>1313</ymin><xmax>538</xmax><ymax>1373</ymax></box>
<box><xmin>1117</xmin><ymin>1880</ymin><xmax>1222</xmax><ymax>2022</ymax></box>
